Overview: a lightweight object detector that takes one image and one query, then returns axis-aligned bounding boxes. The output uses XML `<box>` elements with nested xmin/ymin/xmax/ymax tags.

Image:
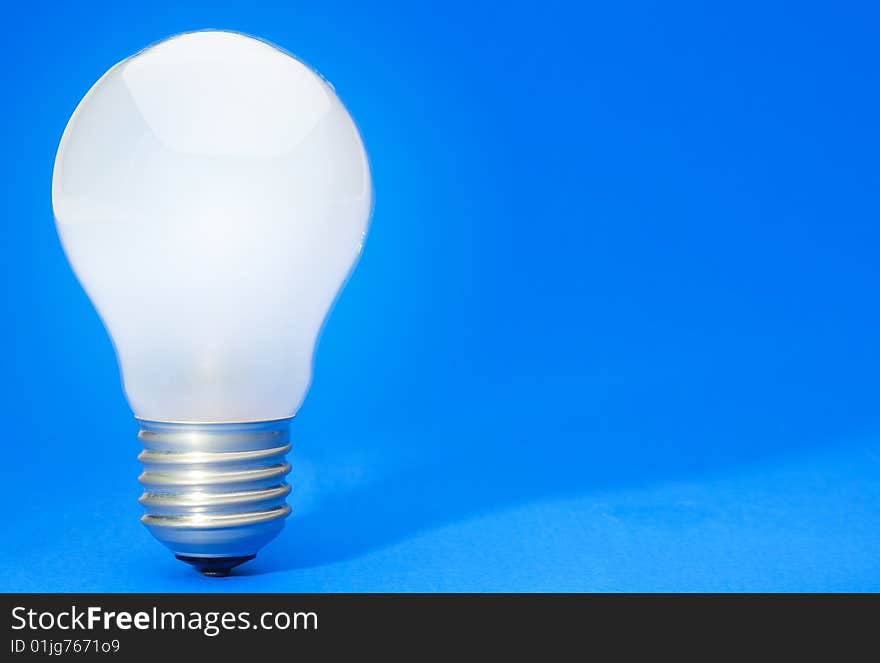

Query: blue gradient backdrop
<box><xmin>2</xmin><ymin>1</ymin><xmax>880</xmax><ymax>591</ymax></box>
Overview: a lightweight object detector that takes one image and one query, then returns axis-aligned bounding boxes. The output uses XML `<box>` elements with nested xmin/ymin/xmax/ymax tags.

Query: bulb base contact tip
<box><xmin>175</xmin><ymin>554</ymin><xmax>256</xmax><ymax>577</ymax></box>
<box><xmin>137</xmin><ymin>419</ymin><xmax>293</xmax><ymax>575</ymax></box>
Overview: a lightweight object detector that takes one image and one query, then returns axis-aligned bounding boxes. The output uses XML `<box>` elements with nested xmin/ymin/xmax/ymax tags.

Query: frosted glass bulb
<box><xmin>52</xmin><ymin>30</ymin><xmax>372</xmax><ymax>575</ymax></box>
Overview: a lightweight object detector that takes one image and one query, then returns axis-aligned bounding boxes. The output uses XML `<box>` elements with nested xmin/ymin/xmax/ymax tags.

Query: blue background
<box><xmin>2</xmin><ymin>1</ymin><xmax>879</xmax><ymax>591</ymax></box>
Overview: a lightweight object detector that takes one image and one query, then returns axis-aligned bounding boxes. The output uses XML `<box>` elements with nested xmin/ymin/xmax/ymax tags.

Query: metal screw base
<box><xmin>137</xmin><ymin>419</ymin><xmax>292</xmax><ymax>572</ymax></box>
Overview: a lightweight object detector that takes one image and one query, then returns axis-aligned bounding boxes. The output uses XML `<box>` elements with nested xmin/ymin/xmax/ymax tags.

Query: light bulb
<box><xmin>52</xmin><ymin>30</ymin><xmax>372</xmax><ymax>575</ymax></box>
